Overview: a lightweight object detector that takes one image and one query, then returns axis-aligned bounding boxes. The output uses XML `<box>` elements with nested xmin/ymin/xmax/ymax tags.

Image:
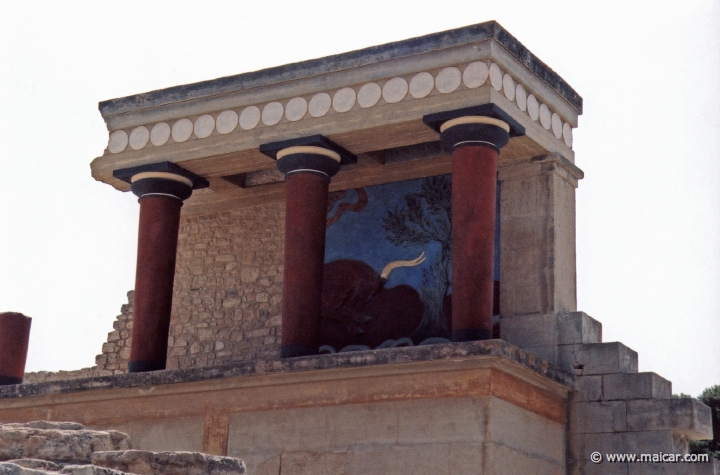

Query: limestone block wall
<box><xmin>92</xmin><ymin>202</ymin><xmax>285</xmax><ymax>374</ymax></box>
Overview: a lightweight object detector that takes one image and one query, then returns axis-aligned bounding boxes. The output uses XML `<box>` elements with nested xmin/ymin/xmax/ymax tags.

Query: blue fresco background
<box><xmin>325</xmin><ymin>175</ymin><xmax>500</xmax><ymax>289</ymax></box>
<box><xmin>325</xmin><ymin>177</ymin><xmax>441</xmax><ymax>290</ymax></box>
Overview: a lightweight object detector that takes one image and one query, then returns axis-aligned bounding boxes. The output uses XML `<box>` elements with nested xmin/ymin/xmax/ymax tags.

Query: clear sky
<box><xmin>0</xmin><ymin>1</ymin><xmax>718</xmax><ymax>397</ymax></box>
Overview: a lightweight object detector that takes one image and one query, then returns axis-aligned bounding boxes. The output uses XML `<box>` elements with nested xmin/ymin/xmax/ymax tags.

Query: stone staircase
<box><xmin>554</xmin><ymin>312</ymin><xmax>716</xmax><ymax>475</ymax></box>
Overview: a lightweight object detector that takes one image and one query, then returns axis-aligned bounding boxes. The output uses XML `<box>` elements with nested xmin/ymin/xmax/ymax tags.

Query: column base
<box><xmin>0</xmin><ymin>375</ymin><xmax>23</xmax><ymax>386</ymax></box>
<box><xmin>128</xmin><ymin>360</ymin><xmax>166</xmax><ymax>373</ymax></box>
<box><xmin>452</xmin><ymin>329</ymin><xmax>493</xmax><ymax>342</ymax></box>
<box><xmin>280</xmin><ymin>345</ymin><xmax>317</xmax><ymax>358</ymax></box>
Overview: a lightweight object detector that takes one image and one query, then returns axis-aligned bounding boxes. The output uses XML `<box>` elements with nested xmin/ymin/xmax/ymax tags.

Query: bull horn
<box><xmin>380</xmin><ymin>251</ymin><xmax>426</xmax><ymax>280</ymax></box>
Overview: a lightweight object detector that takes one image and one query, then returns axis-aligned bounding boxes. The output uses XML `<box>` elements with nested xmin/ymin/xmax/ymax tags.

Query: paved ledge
<box><xmin>1</xmin><ymin>340</ymin><xmax>573</xmax><ymax>400</ymax></box>
<box><xmin>98</xmin><ymin>21</ymin><xmax>581</xmax><ymax>118</ymax></box>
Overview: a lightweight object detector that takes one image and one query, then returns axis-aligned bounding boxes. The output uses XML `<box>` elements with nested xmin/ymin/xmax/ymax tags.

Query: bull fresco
<box><xmin>322</xmin><ymin>175</ymin><xmax>462</xmax><ymax>351</ymax></box>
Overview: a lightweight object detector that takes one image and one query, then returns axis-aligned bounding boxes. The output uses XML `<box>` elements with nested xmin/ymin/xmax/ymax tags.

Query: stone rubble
<box><xmin>0</xmin><ymin>423</ymin><xmax>245</xmax><ymax>475</ymax></box>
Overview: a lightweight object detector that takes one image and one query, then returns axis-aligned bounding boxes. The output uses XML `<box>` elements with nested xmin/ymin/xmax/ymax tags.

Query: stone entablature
<box><xmin>91</xmin><ymin>21</ymin><xmax>582</xmax><ymax>218</ymax></box>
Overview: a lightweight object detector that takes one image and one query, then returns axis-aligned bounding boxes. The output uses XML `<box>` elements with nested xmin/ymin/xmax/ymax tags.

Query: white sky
<box><xmin>0</xmin><ymin>1</ymin><xmax>718</xmax><ymax>397</ymax></box>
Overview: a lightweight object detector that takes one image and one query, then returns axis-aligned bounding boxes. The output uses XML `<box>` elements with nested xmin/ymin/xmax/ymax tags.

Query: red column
<box><xmin>281</xmin><ymin>172</ymin><xmax>330</xmax><ymax>357</ymax></box>
<box><xmin>129</xmin><ymin>195</ymin><xmax>184</xmax><ymax>372</ymax></box>
<box><xmin>451</xmin><ymin>145</ymin><xmax>499</xmax><ymax>341</ymax></box>
<box><xmin>0</xmin><ymin>312</ymin><xmax>32</xmax><ymax>385</ymax></box>
<box><xmin>439</xmin><ymin>116</ymin><xmax>510</xmax><ymax>341</ymax></box>
<box><xmin>126</xmin><ymin>171</ymin><xmax>195</xmax><ymax>372</ymax></box>
<box><xmin>275</xmin><ymin>146</ymin><xmax>341</xmax><ymax>357</ymax></box>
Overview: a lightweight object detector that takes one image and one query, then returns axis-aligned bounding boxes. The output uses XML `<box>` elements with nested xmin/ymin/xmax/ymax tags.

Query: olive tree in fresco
<box><xmin>382</xmin><ymin>175</ymin><xmax>452</xmax><ymax>339</ymax></box>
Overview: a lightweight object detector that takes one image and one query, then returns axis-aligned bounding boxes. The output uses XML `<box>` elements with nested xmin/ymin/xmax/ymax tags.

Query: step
<box><xmin>603</xmin><ymin>372</ymin><xmax>671</xmax><ymax>401</ymax></box>
<box><xmin>559</xmin><ymin>342</ymin><xmax>638</xmax><ymax>375</ymax></box>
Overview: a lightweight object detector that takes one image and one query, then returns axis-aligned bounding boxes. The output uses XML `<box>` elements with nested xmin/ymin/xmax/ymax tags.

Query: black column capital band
<box><xmin>423</xmin><ymin>103</ymin><xmax>524</xmax><ymax>152</ymax></box>
<box><xmin>260</xmin><ymin>135</ymin><xmax>356</xmax><ymax>178</ymax></box>
<box><xmin>439</xmin><ymin>122</ymin><xmax>510</xmax><ymax>152</ymax></box>
<box><xmin>113</xmin><ymin>162</ymin><xmax>208</xmax><ymax>201</ymax></box>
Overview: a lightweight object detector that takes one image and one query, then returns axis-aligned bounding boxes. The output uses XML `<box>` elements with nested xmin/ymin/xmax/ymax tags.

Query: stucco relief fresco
<box><xmin>321</xmin><ymin>175</ymin><xmax>461</xmax><ymax>352</ymax></box>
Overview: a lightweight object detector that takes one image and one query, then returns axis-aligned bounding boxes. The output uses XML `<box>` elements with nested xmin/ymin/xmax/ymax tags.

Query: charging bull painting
<box><xmin>322</xmin><ymin>174</ymin><xmax>474</xmax><ymax>351</ymax></box>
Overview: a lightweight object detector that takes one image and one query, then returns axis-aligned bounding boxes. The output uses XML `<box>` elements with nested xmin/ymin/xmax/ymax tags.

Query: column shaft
<box><xmin>451</xmin><ymin>145</ymin><xmax>498</xmax><ymax>340</ymax></box>
<box><xmin>129</xmin><ymin>195</ymin><xmax>183</xmax><ymax>372</ymax></box>
<box><xmin>281</xmin><ymin>172</ymin><xmax>330</xmax><ymax>357</ymax></box>
<box><xmin>0</xmin><ymin>312</ymin><xmax>32</xmax><ymax>385</ymax></box>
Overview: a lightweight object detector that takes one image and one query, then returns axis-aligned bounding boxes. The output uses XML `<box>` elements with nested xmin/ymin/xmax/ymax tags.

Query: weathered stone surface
<box><xmin>0</xmin><ymin>423</ymin><xmax>130</xmax><ymax>464</ymax></box>
<box><xmin>558</xmin><ymin>311</ymin><xmax>602</xmax><ymax>345</ymax></box>
<box><xmin>569</xmin><ymin>401</ymin><xmax>627</xmax><ymax>433</ymax></box>
<box><xmin>603</xmin><ymin>372</ymin><xmax>671</xmax><ymax>401</ymax></box>
<box><xmin>91</xmin><ymin>450</ymin><xmax>246</xmax><ymax>475</ymax></box>
<box><xmin>0</xmin><ymin>462</ymin><xmax>53</xmax><ymax>475</ymax></box>
<box><xmin>6</xmin><ymin>460</ymin><xmax>62</xmax><ymax>472</ymax></box>
<box><xmin>560</xmin><ymin>342</ymin><xmax>638</xmax><ymax>375</ymax></box>
<box><xmin>3</xmin><ymin>340</ymin><xmax>574</xmax><ymax>400</ymax></box>
<box><xmin>59</xmin><ymin>465</ymin><xmax>131</xmax><ymax>475</ymax></box>
<box><xmin>626</xmin><ymin>398</ymin><xmax>713</xmax><ymax>439</ymax></box>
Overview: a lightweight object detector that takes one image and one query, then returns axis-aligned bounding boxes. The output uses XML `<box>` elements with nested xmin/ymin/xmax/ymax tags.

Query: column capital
<box><xmin>423</xmin><ymin>103</ymin><xmax>524</xmax><ymax>152</ymax></box>
<box><xmin>260</xmin><ymin>135</ymin><xmax>356</xmax><ymax>178</ymax></box>
<box><xmin>113</xmin><ymin>162</ymin><xmax>209</xmax><ymax>201</ymax></box>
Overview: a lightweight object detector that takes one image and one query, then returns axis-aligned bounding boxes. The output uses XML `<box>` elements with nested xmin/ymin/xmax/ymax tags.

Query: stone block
<box><xmin>91</xmin><ymin>450</ymin><xmax>246</xmax><ymax>475</ymax></box>
<box><xmin>572</xmin><ymin>375</ymin><xmax>602</xmax><ymax>402</ymax></box>
<box><xmin>570</xmin><ymin>401</ymin><xmax>627</xmax><ymax>433</ymax></box>
<box><xmin>487</xmin><ymin>397</ymin><xmax>565</xmax><ymax>464</ymax></box>
<box><xmin>500</xmin><ymin>313</ymin><xmax>558</xmax><ymax>348</ymax></box>
<box><xmin>603</xmin><ymin>373</ymin><xmax>671</xmax><ymax>401</ymax></box>
<box><xmin>349</xmin><ymin>443</ymin><xmax>480</xmax><ymax>475</ymax></box>
<box><xmin>558</xmin><ymin>312</ymin><xmax>602</xmax><ymax>345</ymax></box>
<box><xmin>0</xmin><ymin>423</ymin><xmax>130</xmax><ymax>464</ymax></box>
<box><xmin>561</xmin><ymin>342</ymin><xmax>638</xmax><ymax>375</ymax></box>
<box><xmin>325</xmin><ymin>402</ymin><xmax>398</xmax><ymax>448</ymax></box>
<box><xmin>106</xmin><ymin>417</ymin><xmax>202</xmax><ymax>453</ymax></box>
<box><xmin>279</xmin><ymin>451</ymin><xmax>348</xmax><ymax>475</ymax></box>
<box><xmin>228</xmin><ymin>407</ymin><xmax>332</xmax><ymax>454</ymax></box>
<box><xmin>522</xmin><ymin>345</ymin><xmax>558</xmax><ymax>365</ymax></box>
<box><xmin>485</xmin><ymin>442</ymin><xmax>563</xmax><ymax>475</ymax></box>
<box><xmin>60</xmin><ymin>464</ymin><xmax>131</xmax><ymax>475</ymax></box>
<box><xmin>230</xmin><ymin>453</ymin><xmax>279</xmax><ymax>475</ymax></box>
<box><xmin>395</xmin><ymin>397</ymin><xmax>487</xmax><ymax>444</ymax></box>
<box><xmin>568</xmin><ymin>432</ymin><xmax>629</xmax><ymax>475</ymax></box>
<box><xmin>626</xmin><ymin>398</ymin><xmax>713</xmax><ymax>439</ymax></box>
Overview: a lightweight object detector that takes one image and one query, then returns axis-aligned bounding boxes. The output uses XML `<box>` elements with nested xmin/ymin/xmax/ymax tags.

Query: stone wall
<box><xmin>94</xmin><ymin>202</ymin><xmax>284</xmax><ymax>375</ymax></box>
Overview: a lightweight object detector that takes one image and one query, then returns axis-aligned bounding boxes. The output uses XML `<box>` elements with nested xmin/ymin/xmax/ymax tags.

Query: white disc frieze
<box><xmin>563</xmin><ymin>122</ymin><xmax>573</xmax><ymax>148</ymax></box>
<box><xmin>129</xmin><ymin>126</ymin><xmax>150</xmax><ymax>150</ymax></box>
<box><xmin>194</xmin><ymin>114</ymin><xmax>215</xmax><ymax>139</ymax></box>
<box><xmin>502</xmin><ymin>74</ymin><xmax>515</xmax><ymax>101</ymax></box>
<box><xmin>409</xmin><ymin>72</ymin><xmax>434</xmax><ymax>98</ymax></box>
<box><xmin>309</xmin><ymin>93</ymin><xmax>331</xmax><ymax>117</ymax></box>
<box><xmin>515</xmin><ymin>84</ymin><xmax>527</xmax><ymax>112</ymax></box>
<box><xmin>262</xmin><ymin>102</ymin><xmax>284</xmax><ymax>125</ymax></box>
<box><xmin>489</xmin><ymin>63</ymin><xmax>503</xmax><ymax>91</ymax></box>
<box><xmin>527</xmin><ymin>94</ymin><xmax>539</xmax><ymax>121</ymax></box>
<box><xmin>108</xmin><ymin>130</ymin><xmax>128</xmax><ymax>154</ymax></box>
<box><xmin>551</xmin><ymin>113</ymin><xmax>563</xmax><ymax>138</ymax></box>
<box><xmin>150</xmin><ymin>122</ymin><xmax>171</xmax><ymax>146</ymax></box>
<box><xmin>357</xmin><ymin>83</ymin><xmax>382</xmax><ymax>108</ymax></box>
<box><xmin>216</xmin><ymin>110</ymin><xmax>238</xmax><ymax>134</ymax></box>
<box><xmin>383</xmin><ymin>77</ymin><xmax>408</xmax><ymax>103</ymax></box>
<box><xmin>539</xmin><ymin>103</ymin><xmax>552</xmax><ymax>130</ymax></box>
<box><xmin>285</xmin><ymin>97</ymin><xmax>308</xmax><ymax>121</ymax></box>
<box><xmin>172</xmin><ymin>118</ymin><xmax>194</xmax><ymax>142</ymax></box>
<box><xmin>333</xmin><ymin>87</ymin><xmax>356</xmax><ymax>113</ymax></box>
<box><xmin>462</xmin><ymin>61</ymin><xmax>488</xmax><ymax>88</ymax></box>
<box><xmin>239</xmin><ymin>106</ymin><xmax>261</xmax><ymax>130</ymax></box>
<box><xmin>435</xmin><ymin>67</ymin><xmax>461</xmax><ymax>93</ymax></box>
